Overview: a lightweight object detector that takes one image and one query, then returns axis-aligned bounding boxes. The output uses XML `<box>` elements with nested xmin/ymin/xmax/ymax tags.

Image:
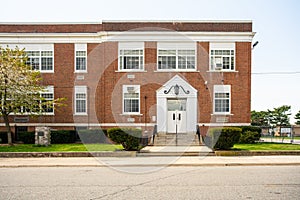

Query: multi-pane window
<box><xmin>210</xmin><ymin>43</ymin><xmax>235</xmax><ymax>71</ymax></box>
<box><xmin>123</xmin><ymin>85</ymin><xmax>140</xmax><ymax>114</ymax></box>
<box><xmin>157</xmin><ymin>43</ymin><xmax>196</xmax><ymax>70</ymax></box>
<box><xmin>119</xmin><ymin>42</ymin><xmax>144</xmax><ymax>71</ymax></box>
<box><xmin>41</xmin><ymin>86</ymin><xmax>54</xmax><ymax>114</ymax></box>
<box><xmin>75</xmin><ymin>86</ymin><xmax>87</xmax><ymax>115</ymax></box>
<box><xmin>75</xmin><ymin>44</ymin><xmax>87</xmax><ymax>72</ymax></box>
<box><xmin>26</xmin><ymin>50</ymin><xmax>54</xmax><ymax>71</ymax></box>
<box><xmin>214</xmin><ymin>85</ymin><xmax>231</xmax><ymax>114</ymax></box>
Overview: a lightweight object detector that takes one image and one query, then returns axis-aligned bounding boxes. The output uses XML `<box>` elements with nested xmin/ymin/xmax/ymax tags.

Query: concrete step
<box><xmin>153</xmin><ymin>133</ymin><xmax>201</xmax><ymax>146</ymax></box>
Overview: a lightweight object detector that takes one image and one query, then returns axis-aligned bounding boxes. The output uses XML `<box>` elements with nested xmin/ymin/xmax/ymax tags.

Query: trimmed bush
<box><xmin>18</xmin><ymin>131</ymin><xmax>35</xmax><ymax>144</ymax></box>
<box><xmin>239</xmin><ymin>126</ymin><xmax>261</xmax><ymax>144</ymax></box>
<box><xmin>77</xmin><ymin>129</ymin><xmax>108</xmax><ymax>144</ymax></box>
<box><xmin>0</xmin><ymin>132</ymin><xmax>8</xmax><ymax>144</ymax></box>
<box><xmin>107</xmin><ymin>128</ymin><xmax>142</xmax><ymax>151</ymax></box>
<box><xmin>50</xmin><ymin>130</ymin><xmax>77</xmax><ymax>144</ymax></box>
<box><xmin>208</xmin><ymin>127</ymin><xmax>242</xmax><ymax>150</ymax></box>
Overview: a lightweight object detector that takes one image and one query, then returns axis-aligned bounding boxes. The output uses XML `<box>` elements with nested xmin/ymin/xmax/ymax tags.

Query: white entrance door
<box><xmin>167</xmin><ymin>99</ymin><xmax>187</xmax><ymax>133</ymax></box>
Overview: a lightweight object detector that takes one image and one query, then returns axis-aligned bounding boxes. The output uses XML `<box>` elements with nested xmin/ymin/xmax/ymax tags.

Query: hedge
<box><xmin>77</xmin><ymin>129</ymin><xmax>108</xmax><ymax>144</ymax></box>
<box><xmin>107</xmin><ymin>128</ymin><xmax>142</xmax><ymax>151</ymax></box>
<box><xmin>50</xmin><ymin>130</ymin><xmax>77</xmax><ymax>144</ymax></box>
<box><xmin>206</xmin><ymin>127</ymin><xmax>242</xmax><ymax>150</ymax></box>
<box><xmin>0</xmin><ymin>132</ymin><xmax>8</xmax><ymax>144</ymax></box>
<box><xmin>18</xmin><ymin>131</ymin><xmax>35</xmax><ymax>144</ymax></box>
<box><xmin>239</xmin><ymin>126</ymin><xmax>262</xmax><ymax>144</ymax></box>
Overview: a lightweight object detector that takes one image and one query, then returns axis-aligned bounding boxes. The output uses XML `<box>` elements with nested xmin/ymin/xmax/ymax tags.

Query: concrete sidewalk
<box><xmin>1</xmin><ymin>156</ymin><xmax>300</xmax><ymax>168</ymax></box>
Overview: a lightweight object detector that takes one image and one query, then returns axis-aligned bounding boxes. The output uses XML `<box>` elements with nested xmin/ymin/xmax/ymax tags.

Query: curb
<box><xmin>0</xmin><ymin>151</ymin><xmax>300</xmax><ymax>158</ymax></box>
<box><xmin>0</xmin><ymin>151</ymin><xmax>136</xmax><ymax>158</ymax></box>
<box><xmin>1</xmin><ymin>163</ymin><xmax>300</xmax><ymax>168</ymax></box>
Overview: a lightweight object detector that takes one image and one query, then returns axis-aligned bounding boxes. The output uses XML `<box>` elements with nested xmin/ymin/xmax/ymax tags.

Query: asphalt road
<box><xmin>1</xmin><ymin>166</ymin><xmax>299</xmax><ymax>200</ymax></box>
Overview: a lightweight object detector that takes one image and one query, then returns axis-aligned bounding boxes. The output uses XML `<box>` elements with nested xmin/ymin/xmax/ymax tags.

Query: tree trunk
<box><xmin>3</xmin><ymin>114</ymin><xmax>12</xmax><ymax>145</ymax></box>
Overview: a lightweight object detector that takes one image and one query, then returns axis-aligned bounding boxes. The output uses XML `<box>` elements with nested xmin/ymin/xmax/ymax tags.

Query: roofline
<box><xmin>102</xmin><ymin>20</ymin><xmax>253</xmax><ymax>23</ymax></box>
<box><xmin>0</xmin><ymin>20</ymin><xmax>252</xmax><ymax>25</ymax></box>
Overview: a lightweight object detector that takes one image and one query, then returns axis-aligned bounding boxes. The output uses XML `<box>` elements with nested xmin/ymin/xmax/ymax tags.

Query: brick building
<box><xmin>0</xmin><ymin>21</ymin><xmax>255</xmax><ymax>143</ymax></box>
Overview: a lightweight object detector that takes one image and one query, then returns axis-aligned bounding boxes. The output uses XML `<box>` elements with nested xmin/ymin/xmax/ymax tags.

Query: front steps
<box><xmin>152</xmin><ymin>132</ymin><xmax>201</xmax><ymax>146</ymax></box>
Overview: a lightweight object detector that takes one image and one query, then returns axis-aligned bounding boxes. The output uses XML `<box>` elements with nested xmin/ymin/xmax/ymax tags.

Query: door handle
<box><xmin>173</xmin><ymin>113</ymin><xmax>175</xmax><ymax>120</ymax></box>
<box><xmin>178</xmin><ymin>113</ymin><xmax>181</xmax><ymax>121</ymax></box>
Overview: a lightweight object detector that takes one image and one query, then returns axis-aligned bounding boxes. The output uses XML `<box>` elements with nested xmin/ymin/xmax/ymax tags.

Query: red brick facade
<box><xmin>0</xmin><ymin>21</ymin><xmax>254</xmax><ymax>137</ymax></box>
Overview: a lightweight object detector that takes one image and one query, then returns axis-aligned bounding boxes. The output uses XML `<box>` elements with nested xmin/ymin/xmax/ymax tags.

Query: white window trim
<box><xmin>213</xmin><ymin>85</ymin><xmax>231</xmax><ymax>115</ymax></box>
<box><xmin>74</xmin><ymin>86</ymin><xmax>87</xmax><ymax>115</ymax></box>
<box><xmin>157</xmin><ymin>42</ymin><xmax>197</xmax><ymax>72</ymax></box>
<box><xmin>118</xmin><ymin>42</ymin><xmax>145</xmax><ymax>72</ymax></box>
<box><xmin>4</xmin><ymin>44</ymin><xmax>54</xmax><ymax>73</ymax></box>
<box><xmin>209</xmin><ymin>42</ymin><xmax>236</xmax><ymax>72</ymax></box>
<box><xmin>41</xmin><ymin>86</ymin><xmax>55</xmax><ymax>115</ymax></box>
<box><xmin>74</xmin><ymin>43</ymin><xmax>87</xmax><ymax>73</ymax></box>
<box><xmin>122</xmin><ymin>85</ymin><xmax>140</xmax><ymax>115</ymax></box>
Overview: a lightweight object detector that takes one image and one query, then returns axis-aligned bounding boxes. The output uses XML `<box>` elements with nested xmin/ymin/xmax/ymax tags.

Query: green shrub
<box><xmin>18</xmin><ymin>131</ymin><xmax>35</xmax><ymax>144</ymax></box>
<box><xmin>107</xmin><ymin>128</ymin><xmax>142</xmax><ymax>151</ymax></box>
<box><xmin>50</xmin><ymin>130</ymin><xmax>77</xmax><ymax>144</ymax></box>
<box><xmin>239</xmin><ymin>126</ymin><xmax>261</xmax><ymax>144</ymax></box>
<box><xmin>0</xmin><ymin>132</ymin><xmax>8</xmax><ymax>144</ymax></box>
<box><xmin>239</xmin><ymin>131</ymin><xmax>260</xmax><ymax>144</ymax></box>
<box><xmin>208</xmin><ymin>127</ymin><xmax>242</xmax><ymax>150</ymax></box>
<box><xmin>77</xmin><ymin>129</ymin><xmax>108</xmax><ymax>144</ymax></box>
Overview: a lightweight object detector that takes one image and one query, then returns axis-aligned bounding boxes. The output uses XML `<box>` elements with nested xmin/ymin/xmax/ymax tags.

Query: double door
<box><xmin>167</xmin><ymin>99</ymin><xmax>187</xmax><ymax>133</ymax></box>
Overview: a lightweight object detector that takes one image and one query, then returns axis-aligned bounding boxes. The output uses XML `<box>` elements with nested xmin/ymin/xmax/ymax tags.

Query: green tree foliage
<box><xmin>295</xmin><ymin>110</ymin><xmax>300</xmax><ymax>125</ymax></box>
<box><xmin>0</xmin><ymin>46</ymin><xmax>64</xmax><ymax>144</ymax></box>
<box><xmin>268</xmin><ymin>105</ymin><xmax>291</xmax><ymax>127</ymax></box>
<box><xmin>252</xmin><ymin>105</ymin><xmax>291</xmax><ymax>128</ymax></box>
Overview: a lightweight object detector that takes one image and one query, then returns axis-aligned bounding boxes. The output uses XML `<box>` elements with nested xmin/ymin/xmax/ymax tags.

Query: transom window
<box><xmin>210</xmin><ymin>43</ymin><xmax>235</xmax><ymax>71</ymax></box>
<box><xmin>119</xmin><ymin>42</ymin><xmax>144</xmax><ymax>71</ymax></box>
<box><xmin>214</xmin><ymin>85</ymin><xmax>231</xmax><ymax>114</ymax></box>
<box><xmin>75</xmin><ymin>44</ymin><xmax>87</xmax><ymax>72</ymax></box>
<box><xmin>123</xmin><ymin>85</ymin><xmax>140</xmax><ymax>114</ymax></box>
<box><xmin>157</xmin><ymin>43</ymin><xmax>196</xmax><ymax>71</ymax></box>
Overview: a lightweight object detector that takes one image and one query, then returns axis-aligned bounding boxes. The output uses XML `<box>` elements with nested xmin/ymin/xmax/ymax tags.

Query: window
<box><xmin>75</xmin><ymin>86</ymin><xmax>87</xmax><ymax>115</ymax></box>
<box><xmin>214</xmin><ymin>85</ymin><xmax>231</xmax><ymax>114</ymax></box>
<box><xmin>119</xmin><ymin>43</ymin><xmax>144</xmax><ymax>71</ymax></box>
<box><xmin>75</xmin><ymin>44</ymin><xmax>87</xmax><ymax>72</ymax></box>
<box><xmin>41</xmin><ymin>86</ymin><xmax>54</xmax><ymax>114</ymax></box>
<box><xmin>25</xmin><ymin>50</ymin><xmax>54</xmax><ymax>72</ymax></box>
<box><xmin>123</xmin><ymin>85</ymin><xmax>140</xmax><ymax>114</ymax></box>
<box><xmin>157</xmin><ymin>43</ymin><xmax>196</xmax><ymax>71</ymax></box>
<box><xmin>210</xmin><ymin>43</ymin><xmax>235</xmax><ymax>71</ymax></box>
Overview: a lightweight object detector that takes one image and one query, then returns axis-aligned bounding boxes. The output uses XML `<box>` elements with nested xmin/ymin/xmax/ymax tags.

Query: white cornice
<box><xmin>0</xmin><ymin>31</ymin><xmax>255</xmax><ymax>43</ymax></box>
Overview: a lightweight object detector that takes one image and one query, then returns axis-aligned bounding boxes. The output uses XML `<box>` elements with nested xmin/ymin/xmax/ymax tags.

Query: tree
<box><xmin>295</xmin><ymin>110</ymin><xmax>300</xmax><ymax>125</ymax></box>
<box><xmin>0</xmin><ymin>46</ymin><xmax>63</xmax><ymax>144</ymax></box>
<box><xmin>251</xmin><ymin>110</ymin><xmax>269</xmax><ymax>126</ymax></box>
<box><xmin>268</xmin><ymin>105</ymin><xmax>291</xmax><ymax>127</ymax></box>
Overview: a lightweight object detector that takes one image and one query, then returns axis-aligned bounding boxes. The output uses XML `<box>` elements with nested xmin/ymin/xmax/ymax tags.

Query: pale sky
<box><xmin>1</xmin><ymin>0</ymin><xmax>300</xmax><ymax>123</ymax></box>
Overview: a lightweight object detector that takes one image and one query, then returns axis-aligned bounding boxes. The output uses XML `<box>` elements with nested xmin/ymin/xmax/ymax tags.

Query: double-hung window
<box><xmin>123</xmin><ymin>85</ymin><xmax>140</xmax><ymax>114</ymax></box>
<box><xmin>119</xmin><ymin>42</ymin><xmax>144</xmax><ymax>71</ymax></box>
<box><xmin>75</xmin><ymin>44</ymin><xmax>87</xmax><ymax>72</ymax></box>
<box><xmin>75</xmin><ymin>86</ymin><xmax>87</xmax><ymax>115</ymax></box>
<box><xmin>214</xmin><ymin>85</ymin><xmax>231</xmax><ymax>114</ymax></box>
<box><xmin>210</xmin><ymin>43</ymin><xmax>235</xmax><ymax>71</ymax></box>
<box><xmin>41</xmin><ymin>86</ymin><xmax>54</xmax><ymax>114</ymax></box>
<box><xmin>157</xmin><ymin>43</ymin><xmax>196</xmax><ymax>71</ymax></box>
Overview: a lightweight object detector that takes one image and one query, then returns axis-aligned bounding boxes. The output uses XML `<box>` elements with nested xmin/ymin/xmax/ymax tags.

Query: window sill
<box><xmin>211</xmin><ymin>113</ymin><xmax>234</xmax><ymax>116</ymax></box>
<box><xmin>40</xmin><ymin>71</ymin><xmax>54</xmax><ymax>73</ymax></box>
<box><xmin>207</xmin><ymin>70</ymin><xmax>239</xmax><ymax>73</ymax></box>
<box><xmin>74</xmin><ymin>113</ymin><xmax>88</xmax><ymax>116</ymax></box>
<box><xmin>75</xmin><ymin>71</ymin><xmax>88</xmax><ymax>73</ymax></box>
<box><xmin>115</xmin><ymin>70</ymin><xmax>147</xmax><ymax>73</ymax></box>
<box><xmin>154</xmin><ymin>70</ymin><xmax>199</xmax><ymax>73</ymax></box>
<box><xmin>120</xmin><ymin>113</ymin><xmax>143</xmax><ymax>116</ymax></box>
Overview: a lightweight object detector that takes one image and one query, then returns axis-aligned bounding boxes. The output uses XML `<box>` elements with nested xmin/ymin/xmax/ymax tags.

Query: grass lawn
<box><xmin>0</xmin><ymin>144</ymin><xmax>123</xmax><ymax>152</ymax></box>
<box><xmin>233</xmin><ymin>143</ymin><xmax>300</xmax><ymax>151</ymax></box>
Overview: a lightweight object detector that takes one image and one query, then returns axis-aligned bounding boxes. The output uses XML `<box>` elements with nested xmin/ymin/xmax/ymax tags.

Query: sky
<box><xmin>1</xmin><ymin>0</ymin><xmax>300</xmax><ymax>123</ymax></box>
